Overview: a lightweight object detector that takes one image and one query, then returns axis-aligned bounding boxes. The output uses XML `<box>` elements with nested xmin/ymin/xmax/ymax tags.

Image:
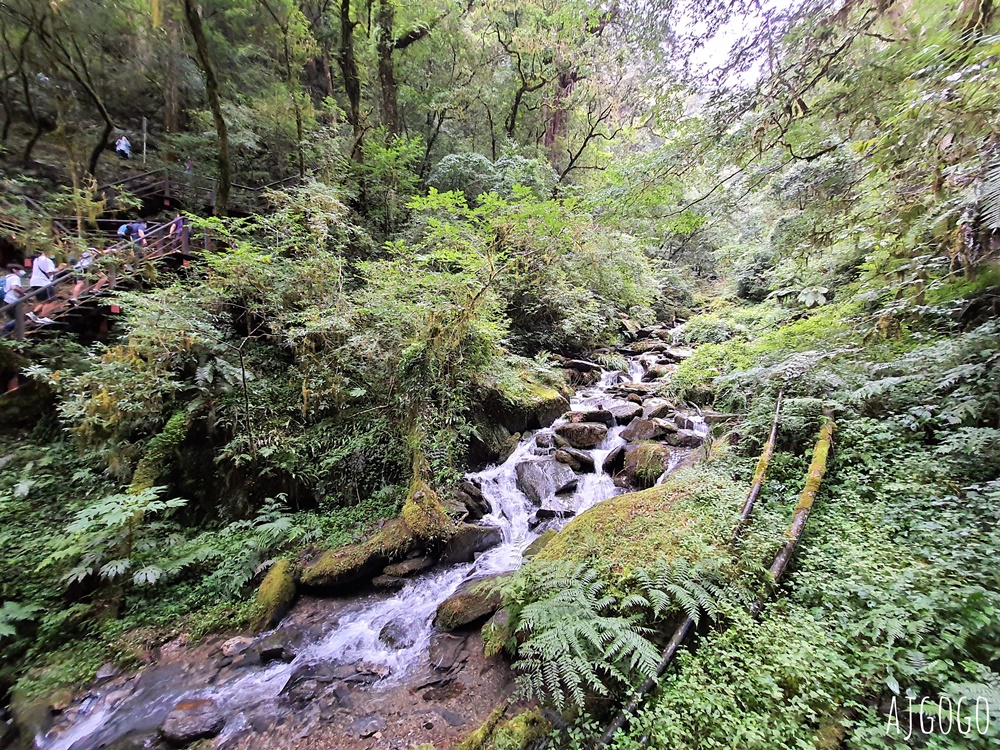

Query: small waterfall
<box><xmin>38</xmin><ymin>360</ymin><xmax>646</xmax><ymax>750</ymax></box>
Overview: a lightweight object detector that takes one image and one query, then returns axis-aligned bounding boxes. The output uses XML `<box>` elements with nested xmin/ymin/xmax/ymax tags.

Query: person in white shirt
<box><xmin>69</xmin><ymin>248</ymin><xmax>108</xmax><ymax>304</ymax></box>
<box><xmin>116</xmin><ymin>135</ymin><xmax>131</xmax><ymax>159</ymax></box>
<box><xmin>27</xmin><ymin>251</ymin><xmax>64</xmax><ymax>324</ymax></box>
<box><xmin>3</xmin><ymin>264</ymin><xmax>25</xmax><ymax>311</ymax></box>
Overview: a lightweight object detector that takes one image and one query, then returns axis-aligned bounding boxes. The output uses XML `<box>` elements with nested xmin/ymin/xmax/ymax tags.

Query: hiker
<box><xmin>167</xmin><ymin>213</ymin><xmax>187</xmax><ymax>248</ymax></box>
<box><xmin>27</xmin><ymin>250</ymin><xmax>64</xmax><ymax>324</ymax></box>
<box><xmin>69</xmin><ymin>248</ymin><xmax>108</xmax><ymax>304</ymax></box>
<box><xmin>115</xmin><ymin>135</ymin><xmax>131</xmax><ymax>159</ymax></box>
<box><xmin>3</xmin><ymin>264</ymin><xmax>25</xmax><ymax>315</ymax></box>
<box><xmin>184</xmin><ymin>158</ymin><xmax>194</xmax><ymax>174</ymax></box>
<box><xmin>117</xmin><ymin>220</ymin><xmax>148</xmax><ymax>247</ymax></box>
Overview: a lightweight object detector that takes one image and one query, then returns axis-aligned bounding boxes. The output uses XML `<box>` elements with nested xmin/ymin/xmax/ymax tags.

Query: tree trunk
<box><xmin>375</xmin><ymin>0</ymin><xmax>399</xmax><ymax>136</ymax></box>
<box><xmin>183</xmin><ymin>0</ymin><xmax>230</xmax><ymax>215</ymax></box>
<box><xmin>338</xmin><ymin>0</ymin><xmax>363</xmax><ymax>155</ymax></box>
<box><xmin>163</xmin><ymin>19</ymin><xmax>181</xmax><ymax>133</ymax></box>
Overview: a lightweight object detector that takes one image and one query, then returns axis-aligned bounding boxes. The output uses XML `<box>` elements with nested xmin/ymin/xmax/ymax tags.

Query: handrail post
<box><xmin>14</xmin><ymin>301</ymin><xmax>24</xmax><ymax>340</ymax></box>
<box><xmin>107</xmin><ymin>263</ymin><xmax>117</xmax><ymax>290</ymax></box>
<box><xmin>182</xmin><ymin>224</ymin><xmax>190</xmax><ymax>256</ymax></box>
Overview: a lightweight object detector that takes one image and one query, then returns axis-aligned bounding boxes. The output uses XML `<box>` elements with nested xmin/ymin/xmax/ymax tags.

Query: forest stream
<box><xmin>33</xmin><ymin>350</ymin><xmax>706</xmax><ymax>750</ymax></box>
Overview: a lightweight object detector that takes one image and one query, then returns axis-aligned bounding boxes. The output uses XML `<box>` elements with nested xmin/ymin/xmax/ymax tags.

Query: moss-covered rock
<box><xmin>300</xmin><ymin>475</ymin><xmax>456</xmax><ymax>592</ymax></box>
<box><xmin>522</xmin><ymin>530</ymin><xmax>556</xmax><ymax>559</ymax></box>
<box><xmin>454</xmin><ymin>708</ymin><xmax>551</xmax><ymax>750</ymax></box>
<box><xmin>251</xmin><ymin>559</ymin><xmax>297</xmax><ymax>632</ymax></box>
<box><xmin>433</xmin><ymin>575</ymin><xmax>503</xmax><ymax>631</ymax></box>
<box><xmin>624</xmin><ymin>442</ymin><xmax>672</xmax><ymax>487</ymax></box>
<box><xmin>536</xmin><ymin>466</ymin><xmax>744</xmax><ymax>577</ymax></box>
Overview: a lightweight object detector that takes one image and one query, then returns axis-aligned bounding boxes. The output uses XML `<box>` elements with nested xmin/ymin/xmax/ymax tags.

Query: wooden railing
<box><xmin>1</xmin><ymin>219</ymin><xmax>208</xmax><ymax>340</ymax></box>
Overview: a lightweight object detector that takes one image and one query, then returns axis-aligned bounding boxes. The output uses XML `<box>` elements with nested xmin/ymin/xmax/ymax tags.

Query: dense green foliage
<box><xmin>1</xmin><ymin>0</ymin><xmax>999</xmax><ymax>748</ymax></box>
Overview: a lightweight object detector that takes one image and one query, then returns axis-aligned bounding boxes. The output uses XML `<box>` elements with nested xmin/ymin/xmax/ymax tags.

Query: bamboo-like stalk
<box><xmin>598</xmin><ymin>395</ymin><xmax>787</xmax><ymax>748</ymax></box>
<box><xmin>751</xmin><ymin>409</ymin><xmax>835</xmax><ymax>615</ymax></box>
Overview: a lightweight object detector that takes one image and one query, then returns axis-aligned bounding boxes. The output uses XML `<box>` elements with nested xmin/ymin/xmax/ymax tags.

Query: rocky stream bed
<box><xmin>20</xmin><ymin>325</ymin><xmax>722</xmax><ymax>750</ymax></box>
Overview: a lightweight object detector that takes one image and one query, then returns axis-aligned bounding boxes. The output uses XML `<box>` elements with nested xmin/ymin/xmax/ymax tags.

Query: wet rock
<box><xmin>560</xmin><ymin>359</ymin><xmax>602</xmax><ymax>373</ymax></box>
<box><xmin>627</xmin><ymin>394</ymin><xmax>643</xmax><ymax>404</ymax></box>
<box><xmin>371</xmin><ymin>574</ymin><xmax>406</xmax><ymax>591</ymax></box>
<box><xmin>609</xmin><ymin>402</ymin><xmax>642</xmax><ymax>424</ymax></box>
<box><xmin>701</xmin><ymin>410</ymin><xmax>735</xmax><ymax>424</ymax></box>
<box><xmin>523</xmin><ymin>529</ymin><xmax>556</xmax><ymax>558</ymax></box>
<box><xmin>428</xmin><ymin>633</ymin><xmax>469</xmax><ymax>670</ymax></box>
<box><xmin>251</xmin><ymin>559</ymin><xmax>297</xmax><ymax>632</ymax></box>
<box><xmin>535</xmin><ymin>506</ymin><xmax>575</xmax><ymax>520</ymax></box>
<box><xmin>602</xmin><ymin>445</ymin><xmax>626</xmax><ymax>475</ymax></box>
<box><xmin>620</xmin><ymin>417</ymin><xmax>672</xmax><ymax>442</ymax></box>
<box><xmin>457</xmin><ymin>480</ymin><xmax>490</xmax><ymax>520</ymax></box>
<box><xmin>229</xmin><ymin>650</ymin><xmax>261</xmax><ymax>670</ymax></box>
<box><xmin>555</xmin><ymin>447</ymin><xmax>595</xmax><ymax>473</ymax></box>
<box><xmin>356</xmin><ymin>662</ymin><xmax>392</xmax><ymax>679</ymax></box>
<box><xmin>625</xmin><ymin>443</ymin><xmax>673</xmax><ymax>488</ymax></box>
<box><xmin>439</xmin><ymin>523</ymin><xmax>503</xmax><ymax>564</ymax></box>
<box><xmin>379</xmin><ymin>621</ymin><xmax>416</xmax><ymax>650</ymax></box>
<box><xmin>382</xmin><ymin>555</ymin><xmax>434</xmax><ymax>578</ymax></box>
<box><xmin>535</xmin><ymin>432</ymin><xmax>554</xmax><ymax>449</ymax></box>
<box><xmin>253</xmin><ymin>629</ymin><xmax>299</xmax><ymax>663</ymax></box>
<box><xmin>642</xmin><ymin>364</ymin><xmax>676</xmax><ymax>381</ymax></box>
<box><xmin>514</xmin><ymin>458</ymin><xmax>578</xmax><ymax>503</ymax></box>
<box><xmin>554</xmin><ymin>422</ymin><xmax>608</xmax><ymax>449</ymax></box>
<box><xmin>643</xmin><ymin>399</ymin><xmax>675</xmax><ymax>420</ymax></box>
<box><xmin>674</xmin><ymin>412</ymin><xmax>702</xmax><ymax>431</ymax></box>
<box><xmin>159</xmin><ymin>699</ymin><xmax>224</xmax><ymax>745</ymax></box>
<box><xmin>660</xmin><ymin>346</ymin><xmax>694</xmax><ymax>362</ymax></box>
<box><xmin>434</xmin><ymin>575</ymin><xmax>502</xmax><ymax>631</ymax></box>
<box><xmin>346</xmin><ymin>715</ymin><xmax>386</xmax><ymax>739</ymax></box>
<box><xmin>665</xmin><ymin>429</ymin><xmax>705</xmax><ymax>448</ymax></box>
<box><xmin>440</xmin><ymin>710</ymin><xmax>466</xmax><ymax>727</ymax></box>
<box><xmin>567</xmin><ymin>409</ymin><xmax>615</xmax><ymax>427</ymax></box>
<box><xmin>95</xmin><ymin>662</ymin><xmax>120</xmax><ymax>682</ymax></box>
<box><xmin>221</xmin><ymin>636</ymin><xmax>253</xmax><ymax>658</ymax></box>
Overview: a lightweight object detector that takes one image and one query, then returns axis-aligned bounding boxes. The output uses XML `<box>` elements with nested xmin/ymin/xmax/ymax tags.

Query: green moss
<box><xmin>522</xmin><ymin>529</ymin><xmax>556</xmax><ymax>558</ymax></box>
<box><xmin>454</xmin><ymin>705</ymin><xmax>509</xmax><ymax>750</ymax></box>
<box><xmin>536</xmin><ymin>466</ymin><xmax>743</xmax><ymax>578</ymax></box>
<box><xmin>492</xmin><ymin>710</ymin><xmax>552</xmax><ymax>750</ymax></box>
<box><xmin>251</xmin><ymin>559</ymin><xmax>297</xmax><ymax>632</ymax></box>
<box><xmin>128</xmin><ymin>410</ymin><xmax>190</xmax><ymax>494</ymax></box>
<box><xmin>401</xmin><ymin>477</ymin><xmax>455</xmax><ymax>543</ymax></box>
<box><xmin>453</xmin><ymin>708</ymin><xmax>551</xmax><ymax>750</ymax></box>
<box><xmin>631</xmin><ymin>442</ymin><xmax>671</xmax><ymax>487</ymax></box>
<box><xmin>301</xmin><ymin>476</ymin><xmax>454</xmax><ymax>590</ymax></box>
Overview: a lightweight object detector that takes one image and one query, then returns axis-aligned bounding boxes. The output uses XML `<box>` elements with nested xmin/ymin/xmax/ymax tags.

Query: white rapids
<box><xmin>38</xmin><ymin>359</ymin><xmax>689</xmax><ymax>750</ymax></box>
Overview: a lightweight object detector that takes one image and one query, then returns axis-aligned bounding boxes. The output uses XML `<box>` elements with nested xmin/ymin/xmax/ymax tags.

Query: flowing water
<box><xmin>38</xmin><ymin>361</ymin><xmax>664</xmax><ymax>750</ymax></box>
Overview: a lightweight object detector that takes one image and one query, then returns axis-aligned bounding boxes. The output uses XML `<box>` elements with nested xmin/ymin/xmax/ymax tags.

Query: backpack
<box><xmin>117</xmin><ymin>223</ymin><xmax>132</xmax><ymax>239</ymax></box>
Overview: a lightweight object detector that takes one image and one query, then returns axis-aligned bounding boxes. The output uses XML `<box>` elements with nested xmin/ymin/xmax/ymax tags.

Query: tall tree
<box><xmin>183</xmin><ymin>0</ymin><xmax>231</xmax><ymax>215</ymax></box>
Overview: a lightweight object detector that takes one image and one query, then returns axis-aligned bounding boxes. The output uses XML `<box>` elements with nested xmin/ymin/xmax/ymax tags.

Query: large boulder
<box><xmin>159</xmin><ymin>699</ymin><xmax>225</xmax><ymax>745</ymax></box>
<box><xmin>567</xmin><ymin>409</ymin><xmax>615</xmax><ymax>427</ymax></box>
<box><xmin>478</xmin><ymin>370</ymin><xmax>571</xmax><ymax>436</ymax></box>
<box><xmin>250</xmin><ymin>559</ymin><xmax>297</xmax><ymax>632</ymax></box>
<box><xmin>514</xmin><ymin>458</ymin><xmax>578</xmax><ymax>503</ymax></box>
<box><xmin>555</xmin><ymin>447</ymin><xmax>595</xmax><ymax>473</ymax></box>
<box><xmin>665</xmin><ymin>429</ymin><xmax>706</xmax><ymax>448</ymax></box>
<box><xmin>301</xmin><ymin>476</ymin><xmax>455</xmax><ymax>592</ymax></box>
<box><xmin>382</xmin><ymin>555</ymin><xmax>435</xmax><ymax>578</ymax></box>
<box><xmin>434</xmin><ymin>575</ymin><xmax>502</xmax><ymax>631</ymax></box>
<box><xmin>523</xmin><ymin>530</ymin><xmax>556</xmax><ymax>559</ymax></box>
<box><xmin>439</xmin><ymin>524</ymin><xmax>503</xmax><ymax>564</ymax></box>
<box><xmin>624</xmin><ymin>443</ymin><xmax>672</xmax><ymax>488</ymax></box>
<box><xmin>609</xmin><ymin>402</ymin><xmax>643</xmax><ymax>424</ymax></box>
<box><xmin>620</xmin><ymin>417</ymin><xmax>676</xmax><ymax>442</ymax></box>
<box><xmin>602</xmin><ymin>445</ymin><xmax>626</xmax><ymax>475</ymax></box>
<box><xmin>643</xmin><ymin>399</ymin><xmax>675</xmax><ymax>420</ymax></box>
<box><xmin>555</xmin><ymin>422</ymin><xmax>608</xmax><ymax>449</ymax></box>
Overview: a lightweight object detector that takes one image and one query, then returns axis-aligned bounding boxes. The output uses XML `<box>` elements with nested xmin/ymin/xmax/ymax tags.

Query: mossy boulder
<box><xmin>522</xmin><ymin>530</ymin><xmax>556</xmax><ymax>559</ymax></box>
<box><xmin>433</xmin><ymin>575</ymin><xmax>503</xmax><ymax>631</ymax></box>
<box><xmin>251</xmin><ymin>559</ymin><xmax>297</xmax><ymax>632</ymax></box>
<box><xmin>624</xmin><ymin>442</ymin><xmax>673</xmax><ymax>488</ymax></box>
<box><xmin>301</xmin><ymin>476</ymin><xmax>456</xmax><ymax>592</ymax></box>
<box><xmin>455</xmin><ymin>708</ymin><xmax>552</xmax><ymax>750</ymax></box>
<box><xmin>477</xmin><ymin>366</ymin><xmax>570</xmax><ymax>434</ymax></box>
<box><xmin>536</xmin><ymin>466</ymin><xmax>744</xmax><ymax>578</ymax></box>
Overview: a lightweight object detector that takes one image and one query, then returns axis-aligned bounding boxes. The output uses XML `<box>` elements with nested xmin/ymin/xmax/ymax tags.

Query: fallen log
<box><xmin>598</xmin><ymin>395</ymin><xmax>790</xmax><ymax>747</ymax></box>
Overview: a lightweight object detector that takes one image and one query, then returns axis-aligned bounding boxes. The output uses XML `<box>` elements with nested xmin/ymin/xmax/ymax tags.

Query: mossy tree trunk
<box><xmin>183</xmin><ymin>0</ymin><xmax>231</xmax><ymax>215</ymax></box>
